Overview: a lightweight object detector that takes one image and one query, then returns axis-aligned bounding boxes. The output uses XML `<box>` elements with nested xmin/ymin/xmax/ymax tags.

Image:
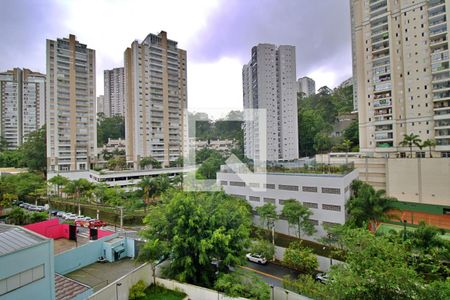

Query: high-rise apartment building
<box><xmin>297</xmin><ymin>76</ymin><xmax>316</xmax><ymax>97</ymax></box>
<box><xmin>104</xmin><ymin>67</ymin><xmax>125</xmax><ymax>117</ymax></box>
<box><xmin>97</xmin><ymin>95</ymin><xmax>105</xmax><ymax>115</ymax></box>
<box><xmin>0</xmin><ymin>68</ymin><xmax>46</xmax><ymax>149</ymax></box>
<box><xmin>242</xmin><ymin>44</ymin><xmax>299</xmax><ymax>161</ymax></box>
<box><xmin>124</xmin><ymin>31</ymin><xmax>187</xmax><ymax>168</ymax></box>
<box><xmin>351</xmin><ymin>0</ymin><xmax>450</xmax><ymax>156</ymax></box>
<box><xmin>46</xmin><ymin>34</ymin><xmax>97</xmax><ymax>172</ymax></box>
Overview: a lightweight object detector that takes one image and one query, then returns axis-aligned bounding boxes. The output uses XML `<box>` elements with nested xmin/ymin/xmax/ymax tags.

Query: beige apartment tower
<box><xmin>351</xmin><ymin>0</ymin><xmax>450</xmax><ymax>157</ymax></box>
<box><xmin>46</xmin><ymin>34</ymin><xmax>97</xmax><ymax>172</ymax></box>
<box><xmin>0</xmin><ymin>68</ymin><xmax>46</xmax><ymax>149</ymax></box>
<box><xmin>124</xmin><ymin>31</ymin><xmax>187</xmax><ymax>168</ymax></box>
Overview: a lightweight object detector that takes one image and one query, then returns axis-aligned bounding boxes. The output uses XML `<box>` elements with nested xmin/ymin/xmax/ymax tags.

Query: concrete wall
<box><xmin>89</xmin><ymin>263</ymin><xmax>246</xmax><ymax>300</ymax></box>
<box><xmin>88</xmin><ymin>263</ymin><xmax>153</xmax><ymax>300</ymax></box>
<box><xmin>54</xmin><ymin>233</ymin><xmax>119</xmax><ymax>275</ymax></box>
<box><xmin>387</xmin><ymin>158</ymin><xmax>450</xmax><ymax>206</ymax></box>
<box><xmin>316</xmin><ymin>154</ymin><xmax>450</xmax><ymax>207</ymax></box>
<box><xmin>0</xmin><ymin>239</ymin><xmax>55</xmax><ymax>300</ymax></box>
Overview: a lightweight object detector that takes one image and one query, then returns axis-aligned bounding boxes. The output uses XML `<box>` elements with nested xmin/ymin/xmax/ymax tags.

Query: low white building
<box><xmin>217</xmin><ymin>166</ymin><xmax>358</xmax><ymax>240</ymax></box>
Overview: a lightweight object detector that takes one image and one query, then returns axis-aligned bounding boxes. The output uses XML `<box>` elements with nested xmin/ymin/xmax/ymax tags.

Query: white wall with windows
<box><xmin>217</xmin><ymin>170</ymin><xmax>358</xmax><ymax>241</ymax></box>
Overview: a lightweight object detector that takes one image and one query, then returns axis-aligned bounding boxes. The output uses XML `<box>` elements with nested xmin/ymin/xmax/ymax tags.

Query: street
<box><xmin>242</xmin><ymin>261</ymin><xmax>299</xmax><ymax>287</ymax></box>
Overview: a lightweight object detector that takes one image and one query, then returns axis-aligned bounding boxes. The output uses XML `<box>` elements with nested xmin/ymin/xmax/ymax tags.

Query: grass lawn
<box><xmin>140</xmin><ymin>284</ymin><xmax>186</xmax><ymax>300</ymax></box>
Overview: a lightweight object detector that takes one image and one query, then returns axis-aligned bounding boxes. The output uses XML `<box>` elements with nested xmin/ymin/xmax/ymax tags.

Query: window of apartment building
<box><xmin>230</xmin><ymin>194</ymin><xmax>246</xmax><ymax>200</ymax></box>
<box><xmin>278</xmin><ymin>184</ymin><xmax>299</xmax><ymax>191</ymax></box>
<box><xmin>0</xmin><ymin>264</ymin><xmax>45</xmax><ymax>296</ymax></box>
<box><xmin>307</xmin><ymin>219</ymin><xmax>319</xmax><ymax>226</ymax></box>
<box><xmin>264</xmin><ymin>198</ymin><xmax>276</xmax><ymax>204</ymax></box>
<box><xmin>322</xmin><ymin>221</ymin><xmax>340</xmax><ymax>227</ymax></box>
<box><xmin>303</xmin><ymin>202</ymin><xmax>318</xmax><ymax>209</ymax></box>
<box><xmin>302</xmin><ymin>186</ymin><xmax>318</xmax><ymax>193</ymax></box>
<box><xmin>322</xmin><ymin>204</ymin><xmax>342</xmax><ymax>211</ymax></box>
<box><xmin>230</xmin><ymin>181</ymin><xmax>245</xmax><ymax>187</ymax></box>
<box><xmin>249</xmin><ymin>182</ymin><xmax>260</xmax><ymax>188</ymax></box>
<box><xmin>321</xmin><ymin>187</ymin><xmax>341</xmax><ymax>195</ymax></box>
<box><xmin>264</xmin><ymin>183</ymin><xmax>275</xmax><ymax>189</ymax></box>
<box><xmin>442</xmin><ymin>152</ymin><xmax>450</xmax><ymax>158</ymax></box>
<box><xmin>220</xmin><ymin>181</ymin><xmax>227</xmax><ymax>186</ymax></box>
<box><xmin>249</xmin><ymin>196</ymin><xmax>260</xmax><ymax>202</ymax></box>
<box><xmin>416</xmin><ymin>152</ymin><xmax>425</xmax><ymax>158</ymax></box>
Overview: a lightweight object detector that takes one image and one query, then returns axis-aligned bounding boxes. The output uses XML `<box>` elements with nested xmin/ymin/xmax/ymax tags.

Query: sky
<box><xmin>0</xmin><ymin>0</ymin><xmax>352</xmax><ymax>119</ymax></box>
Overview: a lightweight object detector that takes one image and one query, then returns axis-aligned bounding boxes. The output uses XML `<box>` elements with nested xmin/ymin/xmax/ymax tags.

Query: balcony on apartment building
<box><xmin>433</xmin><ymin>90</ymin><xmax>450</xmax><ymax>101</ymax></box>
<box><xmin>429</xmin><ymin>0</ymin><xmax>445</xmax><ymax>9</ymax></box>
<box><xmin>432</xmin><ymin>61</ymin><xmax>450</xmax><ymax>74</ymax></box>
<box><xmin>435</xmin><ymin>120</ymin><xmax>450</xmax><ymax>129</ymax></box>
<box><xmin>430</xmin><ymin>24</ymin><xmax>448</xmax><ymax>39</ymax></box>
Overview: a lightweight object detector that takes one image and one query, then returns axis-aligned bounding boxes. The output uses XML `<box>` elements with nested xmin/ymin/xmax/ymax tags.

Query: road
<box><xmin>241</xmin><ymin>261</ymin><xmax>299</xmax><ymax>287</ymax></box>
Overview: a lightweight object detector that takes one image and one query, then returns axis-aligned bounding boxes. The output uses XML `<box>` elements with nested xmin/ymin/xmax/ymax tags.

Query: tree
<box><xmin>343</xmin><ymin>119</ymin><xmax>359</xmax><ymax>148</ymax></box>
<box><xmin>400</xmin><ymin>133</ymin><xmax>422</xmax><ymax>158</ymax></box>
<box><xmin>139</xmin><ymin>156</ymin><xmax>162</xmax><ymax>170</ymax></box>
<box><xmin>19</xmin><ymin>126</ymin><xmax>46</xmax><ymax>174</ymax></box>
<box><xmin>139</xmin><ymin>191</ymin><xmax>252</xmax><ymax>287</ymax></box>
<box><xmin>342</xmin><ymin>139</ymin><xmax>352</xmax><ymax>164</ymax></box>
<box><xmin>313</xmin><ymin>132</ymin><xmax>333</xmax><ymax>154</ymax></box>
<box><xmin>214</xmin><ymin>270</ymin><xmax>270</xmax><ymax>300</ymax></box>
<box><xmin>48</xmin><ymin>175</ymin><xmax>69</xmax><ymax>198</ymax></box>
<box><xmin>138</xmin><ymin>175</ymin><xmax>170</xmax><ymax>208</ymax></box>
<box><xmin>281</xmin><ymin>199</ymin><xmax>316</xmax><ymax>238</ymax></box>
<box><xmin>64</xmin><ymin>179</ymin><xmax>94</xmax><ymax>214</ymax></box>
<box><xmin>7</xmin><ymin>207</ymin><xmax>27</xmax><ymax>225</ymax></box>
<box><xmin>97</xmin><ymin>114</ymin><xmax>125</xmax><ymax>146</ymax></box>
<box><xmin>256</xmin><ymin>203</ymin><xmax>278</xmax><ymax>245</ymax></box>
<box><xmin>107</xmin><ymin>156</ymin><xmax>126</xmax><ymax>171</ymax></box>
<box><xmin>249</xmin><ymin>239</ymin><xmax>275</xmax><ymax>261</ymax></box>
<box><xmin>196</xmin><ymin>155</ymin><xmax>225</xmax><ymax>179</ymax></box>
<box><xmin>283</xmin><ymin>241</ymin><xmax>318</xmax><ymax>274</ymax></box>
<box><xmin>346</xmin><ymin>181</ymin><xmax>397</xmax><ymax>231</ymax></box>
<box><xmin>327</xmin><ymin>228</ymin><xmax>423</xmax><ymax>300</ymax></box>
<box><xmin>422</xmin><ymin>139</ymin><xmax>436</xmax><ymax>158</ymax></box>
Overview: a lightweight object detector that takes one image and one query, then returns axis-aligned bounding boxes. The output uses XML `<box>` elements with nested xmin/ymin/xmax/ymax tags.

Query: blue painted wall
<box><xmin>0</xmin><ymin>239</ymin><xmax>55</xmax><ymax>300</ymax></box>
<box><xmin>54</xmin><ymin>233</ymin><xmax>118</xmax><ymax>275</ymax></box>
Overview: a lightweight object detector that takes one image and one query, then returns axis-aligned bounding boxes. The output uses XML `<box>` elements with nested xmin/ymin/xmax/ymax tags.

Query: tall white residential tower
<box><xmin>104</xmin><ymin>67</ymin><xmax>125</xmax><ymax>117</ymax></box>
<box><xmin>297</xmin><ymin>76</ymin><xmax>316</xmax><ymax>97</ymax></box>
<box><xmin>242</xmin><ymin>44</ymin><xmax>299</xmax><ymax>161</ymax></box>
<box><xmin>0</xmin><ymin>68</ymin><xmax>46</xmax><ymax>149</ymax></box>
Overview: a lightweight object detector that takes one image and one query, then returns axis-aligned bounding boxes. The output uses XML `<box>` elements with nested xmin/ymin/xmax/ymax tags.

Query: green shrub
<box><xmin>129</xmin><ymin>280</ymin><xmax>146</xmax><ymax>300</ymax></box>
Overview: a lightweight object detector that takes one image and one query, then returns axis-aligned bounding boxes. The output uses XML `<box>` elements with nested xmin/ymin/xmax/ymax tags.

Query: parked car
<box><xmin>89</xmin><ymin>219</ymin><xmax>107</xmax><ymax>227</ymax></box>
<box><xmin>63</xmin><ymin>213</ymin><xmax>77</xmax><ymax>220</ymax></box>
<box><xmin>246</xmin><ymin>253</ymin><xmax>267</xmax><ymax>265</ymax></box>
<box><xmin>315</xmin><ymin>273</ymin><xmax>329</xmax><ymax>284</ymax></box>
<box><xmin>56</xmin><ymin>211</ymin><xmax>65</xmax><ymax>217</ymax></box>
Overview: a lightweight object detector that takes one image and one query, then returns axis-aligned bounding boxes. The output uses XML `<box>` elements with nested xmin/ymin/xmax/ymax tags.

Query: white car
<box><xmin>246</xmin><ymin>253</ymin><xmax>267</xmax><ymax>265</ymax></box>
<box><xmin>63</xmin><ymin>213</ymin><xmax>77</xmax><ymax>220</ymax></box>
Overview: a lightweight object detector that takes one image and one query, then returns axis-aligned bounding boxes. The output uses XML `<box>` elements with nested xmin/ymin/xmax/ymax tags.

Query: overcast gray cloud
<box><xmin>0</xmin><ymin>0</ymin><xmax>69</xmax><ymax>74</ymax></box>
<box><xmin>188</xmin><ymin>0</ymin><xmax>352</xmax><ymax>86</ymax></box>
<box><xmin>0</xmin><ymin>0</ymin><xmax>352</xmax><ymax>117</ymax></box>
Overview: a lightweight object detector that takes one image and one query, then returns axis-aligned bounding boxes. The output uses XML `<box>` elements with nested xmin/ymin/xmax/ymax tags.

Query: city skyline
<box><xmin>0</xmin><ymin>0</ymin><xmax>352</xmax><ymax>118</ymax></box>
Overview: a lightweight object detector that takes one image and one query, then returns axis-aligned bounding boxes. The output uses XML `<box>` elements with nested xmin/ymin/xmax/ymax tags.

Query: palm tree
<box><xmin>48</xmin><ymin>175</ymin><xmax>69</xmax><ymax>198</ymax></box>
<box><xmin>342</xmin><ymin>139</ymin><xmax>352</xmax><ymax>165</ymax></box>
<box><xmin>399</xmin><ymin>133</ymin><xmax>422</xmax><ymax>158</ymax></box>
<box><xmin>346</xmin><ymin>181</ymin><xmax>397</xmax><ymax>232</ymax></box>
<box><xmin>421</xmin><ymin>139</ymin><xmax>436</xmax><ymax>158</ymax></box>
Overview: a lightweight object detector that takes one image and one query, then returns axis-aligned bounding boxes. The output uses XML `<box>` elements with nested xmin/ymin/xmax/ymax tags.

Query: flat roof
<box><xmin>0</xmin><ymin>224</ymin><xmax>48</xmax><ymax>257</ymax></box>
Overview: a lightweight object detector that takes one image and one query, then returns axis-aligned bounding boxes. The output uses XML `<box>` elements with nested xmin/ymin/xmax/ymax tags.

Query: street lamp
<box><xmin>115</xmin><ymin>282</ymin><xmax>122</xmax><ymax>300</ymax></box>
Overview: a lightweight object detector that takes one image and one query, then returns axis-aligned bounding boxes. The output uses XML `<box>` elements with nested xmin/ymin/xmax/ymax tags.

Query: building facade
<box><xmin>0</xmin><ymin>68</ymin><xmax>45</xmax><ymax>149</ymax></box>
<box><xmin>97</xmin><ymin>95</ymin><xmax>105</xmax><ymax>115</ymax></box>
<box><xmin>46</xmin><ymin>34</ymin><xmax>97</xmax><ymax>172</ymax></box>
<box><xmin>0</xmin><ymin>225</ymin><xmax>55</xmax><ymax>300</ymax></box>
<box><xmin>242</xmin><ymin>44</ymin><xmax>299</xmax><ymax>162</ymax></box>
<box><xmin>217</xmin><ymin>167</ymin><xmax>358</xmax><ymax>239</ymax></box>
<box><xmin>351</xmin><ymin>0</ymin><xmax>450</xmax><ymax>156</ymax></box>
<box><xmin>297</xmin><ymin>76</ymin><xmax>316</xmax><ymax>97</ymax></box>
<box><xmin>124</xmin><ymin>31</ymin><xmax>187</xmax><ymax>168</ymax></box>
<box><xmin>104</xmin><ymin>67</ymin><xmax>125</xmax><ymax>117</ymax></box>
